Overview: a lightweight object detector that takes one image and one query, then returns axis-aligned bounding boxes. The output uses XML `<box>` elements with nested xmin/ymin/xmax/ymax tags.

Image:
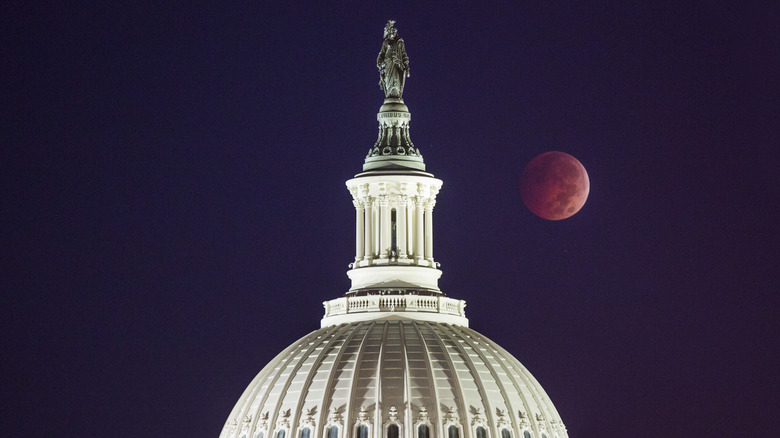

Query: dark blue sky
<box><xmin>4</xmin><ymin>1</ymin><xmax>778</xmax><ymax>436</ymax></box>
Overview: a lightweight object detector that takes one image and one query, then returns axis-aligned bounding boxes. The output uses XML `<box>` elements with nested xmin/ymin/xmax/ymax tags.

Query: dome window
<box><xmin>386</xmin><ymin>424</ymin><xmax>399</xmax><ymax>438</ymax></box>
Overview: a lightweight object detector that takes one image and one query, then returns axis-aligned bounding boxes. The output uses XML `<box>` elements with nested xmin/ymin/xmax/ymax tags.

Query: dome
<box><xmin>220</xmin><ymin>21</ymin><xmax>568</xmax><ymax>438</ymax></box>
<box><xmin>219</xmin><ymin>319</ymin><xmax>567</xmax><ymax>438</ymax></box>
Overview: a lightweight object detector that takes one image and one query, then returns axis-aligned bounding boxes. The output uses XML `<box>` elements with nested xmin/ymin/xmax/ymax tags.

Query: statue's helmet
<box><xmin>383</xmin><ymin>20</ymin><xmax>396</xmax><ymax>39</ymax></box>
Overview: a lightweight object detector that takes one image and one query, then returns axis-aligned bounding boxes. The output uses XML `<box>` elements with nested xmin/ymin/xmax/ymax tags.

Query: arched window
<box><xmin>387</xmin><ymin>424</ymin><xmax>399</xmax><ymax>438</ymax></box>
<box><xmin>541</xmin><ymin>434</ymin><xmax>547</xmax><ymax>438</ymax></box>
<box><xmin>300</xmin><ymin>429</ymin><xmax>311</xmax><ymax>438</ymax></box>
<box><xmin>257</xmin><ymin>432</ymin><xmax>265</xmax><ymax>438</ymax></box>
<box><xmin>523</xmin><ymin>432</ymin><xmax>530</xmax><ymax>438</ymax></box>
<box><xmin>448</xmin><ymin>425</ymin><xmax>459</xmax><ymax>438</ymax></box>
<box><xmin>501</xmin><ymin>429</ymin><xmax>511</xmax><ymax>438</ymax></box>
<box><xmin>277</xmin><ymin>430</ymin><xmax>286</xmax><ymax>438</ymax></box>
<box><xmin>327</xmin><ymin>426</ymin><xmax>338</xmax><ymax>438</ymax></box>
<box><xmin>476</xmin><ymin>426</ymin><xmax>487</xmax><ymax>438</ymax></box>
<box><xmin>417</xmin><ymin>424</ymin><xmax>429</xmax><ymax>438</ymax></box>
<box><xmin>358</xmin><ymin>425</ymin><xmax>370</xmax><ymax>438</ymax></box>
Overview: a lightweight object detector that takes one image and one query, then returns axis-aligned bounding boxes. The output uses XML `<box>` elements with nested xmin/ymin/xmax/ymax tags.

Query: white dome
<box><xmin>219</xmin><ymin>319</ymin><xmax>567</xmax><ymax>438</ymax></box>
<box><xmin>220</xmin><ymin>22</ymin><xmax>568</xmax><ymax>438</ymax></box>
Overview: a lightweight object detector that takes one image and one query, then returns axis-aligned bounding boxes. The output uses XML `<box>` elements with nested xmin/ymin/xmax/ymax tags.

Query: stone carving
<box><xmin>417</xmin><ymin>407</ymin><xmax>430</xmax><ymax>423</ymax></box>
<box><xmin>357</xmin><ymin>406</ymin><xmax>370</xmax><ymax>423</ymax></box>
<box><xmin>278</xmin><ymin>409</ymin><xmax>291</xmax><ymax>429</ymax></box>
<box><xmin>300</xmin><ymin>407</ymin><xmax>317</xmax><ymax>427</ymax></box>
<box><xmin>377</xmin><ymin>20</ymin><xmax>410</xmax><ymax>98</ymax></box>
<box><xmin>259</xmin><ymin>412</ymin><xmax>270</xmax><ymax>429</ymax></box>
<box><xmin>495</xmin><ymin>409</ymin><xmax>509</xmax><ymax>428</ymax></box>
<box><xmin>387</xmin><ymin>406</ymin><xmax>399</xmax><ymax>422</ymax></box>
<box><xmin>443</xmin><ymin>406</ymin><xmax>459</xmax><ymax>424</ymax></box>
<box><xmin>517</xmin><ymin>411</ymin><xmax>529</xmax><ymax>428</ymax></box>
<box><xmin>470</xmin><ymin>408</ymin><xmax>485</xmax><ymax>426</ymax></box>
<box><xmin>327</xmin><ymin>408</ymin><xmax>343</xmax><ymax>425</ymax></box>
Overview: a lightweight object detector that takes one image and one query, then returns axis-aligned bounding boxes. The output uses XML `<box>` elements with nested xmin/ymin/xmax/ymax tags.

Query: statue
<box><xmin>377</xmin><ymin>20</ymin><xmax>410</xmax><ymax>99</ymax></box>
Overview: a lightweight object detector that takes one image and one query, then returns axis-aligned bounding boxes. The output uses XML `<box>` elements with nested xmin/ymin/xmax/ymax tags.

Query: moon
<box><xmin>520</xmin><ymin>151</ymin><xmax>590</xmax><ymax>220</ymax></box>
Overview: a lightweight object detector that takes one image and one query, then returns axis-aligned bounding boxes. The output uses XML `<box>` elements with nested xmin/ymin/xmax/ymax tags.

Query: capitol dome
<box><xmin>220</xmin><ymin>21</ymin><xmax>568</xmax><ymax>438</ymax></box>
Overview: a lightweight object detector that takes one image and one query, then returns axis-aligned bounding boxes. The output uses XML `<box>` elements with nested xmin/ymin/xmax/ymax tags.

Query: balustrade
<box><xmin>322</xmin><ymin>295</ymin><xmax>466</xmax><ymax>318</ymax></box>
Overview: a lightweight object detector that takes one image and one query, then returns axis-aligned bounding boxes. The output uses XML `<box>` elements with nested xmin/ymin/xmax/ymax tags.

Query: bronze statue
<box><xmin>377</xmin><ymin>20</ymin><xmax>410</xmax><ymax>99</ymax></box>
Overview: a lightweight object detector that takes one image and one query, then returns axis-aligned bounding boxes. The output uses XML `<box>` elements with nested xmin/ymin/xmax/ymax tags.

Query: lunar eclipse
<box><xmin>520</xmin><ymin>151</ymin><xmax>590</xmax><ymax>220</ymax></box>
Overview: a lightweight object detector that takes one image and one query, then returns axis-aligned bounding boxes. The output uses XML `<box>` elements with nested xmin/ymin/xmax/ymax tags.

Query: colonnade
<box><xmin>350</xmin><ymin>182</ymin><xmax>438</xmax><ymax>267</ymax></box>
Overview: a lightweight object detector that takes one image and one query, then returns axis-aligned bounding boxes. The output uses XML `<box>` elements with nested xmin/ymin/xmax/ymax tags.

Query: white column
<box><xmin>406</xmin><ymin>200</ymin><xmax>414</xmax><ymax>258</ymax></box>
<box><xmin>414</xmin><ymin>197</ymin><xmax>424</xmax><ymax>261</ymax></box>
<box><xmin>397</xmin><ymin>196</ymin><xmax>407</xmax><ymax>258</ymax></box>
<box><xmin>425</xmin><ymin>200</ymin><xmax>435</xmax><ymax>262</ymax></box>
<box><xmin>354</xmin><ymin>199</ymin><xmax>364</xmax><ymax>261</ymax></box>
<box><xmin>363</xmin><ymin>197</ymin><xmax>372</xmax><ymax>261</ymax></box>
<box><xmin>379</xmin><ymin>195</ymin><xmax>389</xmax><ymax>259</ymax></box>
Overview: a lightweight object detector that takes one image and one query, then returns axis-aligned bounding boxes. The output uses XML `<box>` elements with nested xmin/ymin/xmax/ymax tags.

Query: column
<box><xmin>425</xmin><ymin>200</ymin><xmax>435</xmax><ymax>262</ymax></box>
<box><xmin>363</xmin><ymin>197</ymin><xmax>372</xmax><ymax>261</ymax></box>
<box><xmin>414</xmin><ymin>197</ymin><xmax>424</xmax><ymax>261</ymax></box>
<box><xmin>354</xmin><ymin>199</ymin><xmax>364</xmax><ymax>261</ymax></box>
<box><xmin>397</xmin><ymin>196</ymin><xmax>407</xmax><ymax>258</ymax></box>
<box><xmin>379</xmin><ymin>195</ymin><xmax>389</xmax><ymax>259</ymax></box>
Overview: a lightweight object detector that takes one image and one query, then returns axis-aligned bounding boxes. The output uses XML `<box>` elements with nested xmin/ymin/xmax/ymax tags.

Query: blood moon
<box><xmin>520</xmin><ymin>151</ymin><xmax>590</xmax><ymax>220</ymax></box>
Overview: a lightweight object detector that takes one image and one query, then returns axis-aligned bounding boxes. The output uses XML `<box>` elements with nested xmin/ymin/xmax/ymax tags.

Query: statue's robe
<box><xmin>377</xmin><ymin>38</ymin><xmax>409</xmax><ymax>98</ymax></box>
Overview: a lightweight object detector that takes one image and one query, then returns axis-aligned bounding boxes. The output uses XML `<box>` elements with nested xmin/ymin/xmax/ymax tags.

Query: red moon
<box><xmin>520</xmin><ymin>151</ymin><xmax>590</xmax><ymax>220</ymax></box>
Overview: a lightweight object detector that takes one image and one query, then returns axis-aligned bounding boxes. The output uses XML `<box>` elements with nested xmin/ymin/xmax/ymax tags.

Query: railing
<box><xmin>322</xmin><ymin>294</ymin><xmax>466</xmax><ymax>319</ymax></box>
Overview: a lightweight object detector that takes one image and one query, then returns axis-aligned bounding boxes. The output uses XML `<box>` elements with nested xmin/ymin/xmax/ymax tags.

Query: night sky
<box><xmin>4</xmin><ymin>1</ymin><xmax>778</xmax><ymax>437</ymax></box>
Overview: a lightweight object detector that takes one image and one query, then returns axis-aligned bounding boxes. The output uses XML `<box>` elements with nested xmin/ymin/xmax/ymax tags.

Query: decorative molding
<box><xmin>300</xmin><ymin>407</ymin><xmax>317</xmax><ymax>428</ymax></box>
<box><xmin>258</xmin><ymin>412</ymin><xmax>270</xmax><ymax>430</ymax></box>
<box><xmin>443</xmin><ymin>406</ymin><xmax>459</xmax><ymax>425</ymax></box>
<box><xmin>417</xmin><ymin>407</ymin><xmax>430</xmax><ymax>424</ymax></box>
<box><xmin>495</xmin><ymin>409</ymin><xmax>509</xmax><ymax>429</ymax></box>
<box><xmin>470</xmin><ymin>408</ymin><xmax>486</xmax><ymax>427</ymax></box>
<box><xmin>517</xmin><ymin>411</ymin><xmax>529</xmax><ymax>428</ymax></box>
<box><xmin>387</xmin><ymin>406</ymin><xmax>399</xmax><ymax>423</ymax></box>
<box><xmin>278</xmin><ymin>409</ymin><xmax>291</xmax><ymax>430</ymax></box>
<box><xmin>357</xmin><ymin>406</ymin><xmax>370</xmax><ymax>424</ymax></box>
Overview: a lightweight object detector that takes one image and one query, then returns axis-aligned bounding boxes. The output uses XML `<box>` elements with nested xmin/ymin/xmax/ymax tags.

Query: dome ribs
<box><xmin>267</xmin><ymin>328</ymin><xmax>341</xmax><ymax>438</ymax></box>
<box><xmin>410</xmin><ymin>321</ymin><xmax>442</xmax><ymax>433</ymax></box>
<box><xmin>430</xmin><ymin>324</ymin><xmax>493</xmax><ymax>438</ymax></box>
<box><xmin>416</xmin><ymin>322</ymin><xmax>469</xmax><ymax>438</ymax></box>
<box><xmin>344</xmin><ymin>321</ymin><xmax>378</xmax><ymax>438</ymax></box>
<box><xmin>293</xmin><ymin>326</ymin><xmax>354</xmax><ymax>438</ymax></box>
<box><xmin>315</xmin><ymin>324</ymin><xmax>367</xmax><ymax>437</ymax></box>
